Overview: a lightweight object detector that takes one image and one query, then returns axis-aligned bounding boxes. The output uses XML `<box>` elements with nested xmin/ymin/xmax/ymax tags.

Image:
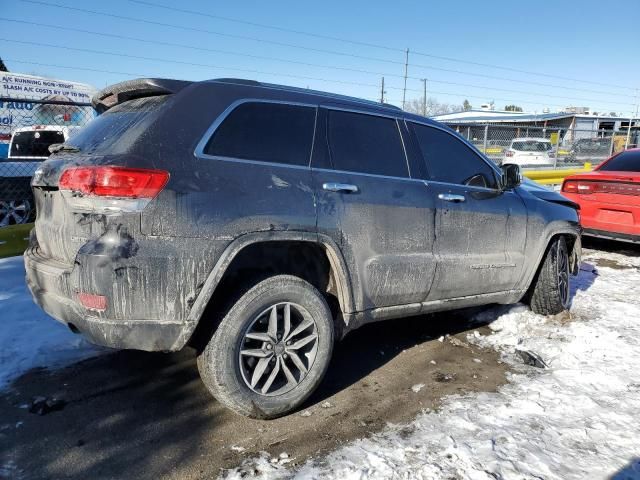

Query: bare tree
<box><xmin>403</xmin><ymin>96</ymin><xmax>462</xmax><ymax>116</ymax></box>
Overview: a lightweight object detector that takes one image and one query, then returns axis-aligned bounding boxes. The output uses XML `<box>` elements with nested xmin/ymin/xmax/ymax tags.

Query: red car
<box><xmin>562</xmin><ymin>148</ymin><xmax>640</xmax><ymax>243</ymax></box>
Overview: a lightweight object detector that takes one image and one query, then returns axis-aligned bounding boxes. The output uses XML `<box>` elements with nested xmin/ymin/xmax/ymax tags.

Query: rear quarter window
<box><xmin>203</xmin><ymin>102</ymin><xmax>316</xmax><ymax>166</ymax></box>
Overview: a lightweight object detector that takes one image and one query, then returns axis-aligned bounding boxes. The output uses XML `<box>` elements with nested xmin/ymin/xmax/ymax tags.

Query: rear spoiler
<box><xmin>92</xmin><ymin>78</ymin><xmax>193</xmax><ymax>113</ymax></box>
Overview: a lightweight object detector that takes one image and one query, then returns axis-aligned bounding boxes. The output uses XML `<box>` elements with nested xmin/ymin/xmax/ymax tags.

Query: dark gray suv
<box><xmin>25</xmin><ymin>78</ymin><xmax>581</xmax><ymax>418</ymax></box>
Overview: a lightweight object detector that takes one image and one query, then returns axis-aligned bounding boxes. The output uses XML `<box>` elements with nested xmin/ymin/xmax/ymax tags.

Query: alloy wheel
<box><xmin>557</xmin><ymin>243</ymin><xmax>570</xmax><ymax>307</ymax></box>
<box><xmin>239</xmin><ymin>302</ymin><xmax>319</xmax><ymax>396</ymax></box>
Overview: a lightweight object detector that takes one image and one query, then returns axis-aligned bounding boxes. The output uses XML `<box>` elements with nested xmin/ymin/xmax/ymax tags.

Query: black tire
<box><xmin>197</xmin><ymin>275</ymin><xmax>334</xmax><ymax>419</ymax></box>
<box><xmin>528</xmin><ymin>236</ymin><xmax>571</xmax><ymax>315</ymax></box>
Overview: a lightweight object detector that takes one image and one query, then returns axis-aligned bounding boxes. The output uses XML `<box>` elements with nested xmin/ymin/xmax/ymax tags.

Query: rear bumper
<box><xmin>583</xmin><ymin>228</ymin><xmax>640</xmax><ymax>244</ymax></box>
<box><xmin>24</xmin><ymin>248</ymin><xmax>190</xmax><ymax>351</ymax></box>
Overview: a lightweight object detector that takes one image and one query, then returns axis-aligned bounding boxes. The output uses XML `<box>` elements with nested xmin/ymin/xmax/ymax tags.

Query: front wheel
<box><xmin>197</xmin><ymin>275</ymin><xmax>334</xmax><ymax>419</ymax></box>
<box><xmin>528</xmin><ymin>236</ymin><xmax>571</xmax><ymax>315</ymax></box>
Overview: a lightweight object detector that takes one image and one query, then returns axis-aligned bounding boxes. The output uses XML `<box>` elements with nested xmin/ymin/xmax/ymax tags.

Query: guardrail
<box><xmin>523</xmin><ymin>163</ymin><xmax>592</xmax><ymax>186</ymax></box>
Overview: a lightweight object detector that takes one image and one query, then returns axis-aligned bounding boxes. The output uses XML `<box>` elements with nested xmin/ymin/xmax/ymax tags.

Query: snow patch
<box><xmin>223</xmin><ymin>249</ymin><xmax>640</xmax><ymax>479</ymax></box>
<box><xmin>0</xmin><ymin>256</ymin><xmax>103</xmax><ymax>388</ymax></box>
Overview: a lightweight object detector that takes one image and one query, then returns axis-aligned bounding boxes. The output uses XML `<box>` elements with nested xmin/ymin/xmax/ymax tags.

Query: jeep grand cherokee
<box><xmin>25</xmin><ymin>78</ymin><xmax>581</xmax><ymax>418</ymax></box>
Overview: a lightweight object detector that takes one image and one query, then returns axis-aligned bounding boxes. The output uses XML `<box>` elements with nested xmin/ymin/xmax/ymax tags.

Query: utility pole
<box><xmin>421</xmin><ymin>78</ymin><xmax>427</xmax><ymax>116</ymax></box>
<box><xmin>380</xmin><ymin>77</ymin><xmax>386</xmax><ymax>104</ymax></box>
<box><xmin>625</xmin><ymin>89</ymin><xmax>639</xmax><ymax>150</ymax></box>
<box><xmin>402</xmin><ymin>48</ymin><xmax>409</xmax><ymax>111</ymax></box>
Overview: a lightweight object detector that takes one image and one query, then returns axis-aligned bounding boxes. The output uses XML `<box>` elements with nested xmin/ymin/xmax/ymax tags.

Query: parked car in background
<box><xmin>503</xmin><ymin>138</ymin><xmax>555</xmax><ymax>167</ymax></box>
<box><xmin>562</xmin><ymin>148</ymin><xmax>640</xmax><ymax>243</ymax></box>
<box><xmin>25</xmin><ymin>78</ymin><xmax>582</xmax><ymax>419</ymax></box>
<box><xmin>565</xmin><ymin>138</ymin><xmax>612</xmax><ymax>165</ymax></box>
<box><xmin>0</xmin><ymin>125</ymin><xmax>80</xmax><ymax>226</ymax></box>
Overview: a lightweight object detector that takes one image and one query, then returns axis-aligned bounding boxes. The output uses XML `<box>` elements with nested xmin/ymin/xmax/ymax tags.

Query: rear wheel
<box><xmin>528</xmin><ymin>236</ymin><xmax>571</xmax><ymax>315</ymax></box>
<box><xmin>197</xmin><ymin>275</ymin><xmax>334</xmax><ymax>419</ymax></box>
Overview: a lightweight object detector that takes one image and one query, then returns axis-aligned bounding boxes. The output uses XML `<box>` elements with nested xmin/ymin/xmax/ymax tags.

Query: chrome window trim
<box><xmin>312</xmin><ymin>167</ymin><xmax>427</xmax><ymax>184</ymax></box>
<box><xmin>426</xmin><ymin>179</ymin><xmax>517</xmax><ymax>194</ymax></box>
<box><xmin>406</xmin><ymin>119</ymin><xmax>504</xmax><ymax>178</ymax></box>
<box><xmin>323</xmin><ymin>106</ymin><xmax>411</xmax><ymax>179</ymax></box>
<box><xmin>194</xmin><ymin>98</ymin><xmax>318</xmax><ymax>168</ymax></box>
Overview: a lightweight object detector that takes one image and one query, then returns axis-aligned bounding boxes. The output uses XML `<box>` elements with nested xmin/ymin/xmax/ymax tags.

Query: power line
<box><xmin>5</xmin><ymin>55</ymin><xmax>624</xmax><ymax>114</ymax></box>
<box><xmin>128</xmin><ymin>0</ymin><xmax>636</xmax><ymax>92</ymax></box>
<box><xmin>1</xmin><ymin>58</ymin><xmax>403</xmax><ymax>100</ymax></box>
<box><xmin>0</xmin><ymin>18</ymin><xmax>632</xmax><ymax>108</ymax></box>
<box><xmin>3</xmin><ymin>36</ymin><xmax>629</xmax><ymax>112</ymax></box>
<box><xmin>17</xmin><ymin>1</ymin><xmax>404</xmax><ymax>69</ymax></box>
<box><xmin>129</xmin><ymin>0</ymin><xmax>403</xmax><ymax>54</ymax></box>
<box><xmin>15</xmin><ymin>2</ymin><xmax>636</xmax><ymax>100</ymax></box>
<box><xmin>0</xmin><ymin>19</ymin><xmax>415</xmax><ymax>88</ymax></box>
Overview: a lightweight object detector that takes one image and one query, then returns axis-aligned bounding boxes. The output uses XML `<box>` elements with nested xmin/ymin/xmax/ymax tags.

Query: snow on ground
<box><xmin>225</xmin><ymin>249</ymin><xmax>640</xmax><ymax>480</ymax></box>
<box><xmin>0</xmin><ymin>256</ymin><xmax>102</xmax><ymax>388</ymax></box>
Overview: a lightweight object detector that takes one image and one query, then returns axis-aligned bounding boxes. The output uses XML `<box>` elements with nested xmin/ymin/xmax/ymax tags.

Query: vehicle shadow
<box><xmin>583</xmin><ymin>236</ymin><xmax>640</xmax><ymax>256</ymax></box>
<box><xmin>309</xmin><ymin>309</ymin><xmax>495</xmax><ymax>403</ymax></box>
<box><xmin>0</xmin><ymin>308</ymin><xmax>504</xmax><ymax>479</ymax></box>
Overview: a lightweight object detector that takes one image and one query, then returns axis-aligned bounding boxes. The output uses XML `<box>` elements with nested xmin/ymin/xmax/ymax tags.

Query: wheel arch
<box><xmin>522</xmin><ymin>226</ymin><xmax>581</xmax><ymax>299</ymax></box>
<box><xmin>180</xmin><ymin>231</ymin><xmax>355</xmax><ymax>349</ymax></box>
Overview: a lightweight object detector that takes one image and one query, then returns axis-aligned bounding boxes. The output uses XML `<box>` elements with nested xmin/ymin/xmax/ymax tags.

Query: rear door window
<box><xmin>204</xmin><ymin>102</ymin><xmax>316</xmax><ymax>166</ymax></box>
<box><xmin>326</xmin><ymin>110</ymin><xmax>408</xmax><ymax>178</ymax></box>
<box><xmin>410</xmin><ymin>123</ymin><xmax>498</xmax><ymax>189</ymax></box>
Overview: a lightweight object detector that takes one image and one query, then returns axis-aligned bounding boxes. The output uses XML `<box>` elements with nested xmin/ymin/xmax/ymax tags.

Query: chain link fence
<box><xmin>0</xmin><ymin>96</ymin><xmax>95</xmax><ymax>227</ymax></box>
<box><xmin>447</xmin><ymin>123</ymin><xmax>639</xmax><ymax>169</ymax></box>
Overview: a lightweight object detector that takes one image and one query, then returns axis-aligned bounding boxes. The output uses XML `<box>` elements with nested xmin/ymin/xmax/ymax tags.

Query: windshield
<box><xmin>67</xmin><ymin>95</ymin><xmax>170</xmax><ymax>155</ymax></box>
<box><xmin>9</xmin><ymin>130</ymin><xmax>65</xmax><ymax>159</ymax></box>
<box><xmin>599</xmin><ymin>150</ymin><xmax>640</xmax><ymax>172</ymax></box>
<box><xmin>512</xmin><ymin>140</ymin><xmax>552</xmax><ymax>152</ymax></box>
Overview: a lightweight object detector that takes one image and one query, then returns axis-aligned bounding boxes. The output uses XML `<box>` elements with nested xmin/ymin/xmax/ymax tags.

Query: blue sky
<box><xmin>1</xmin><ymin>0</ymin><xmax>638</xmax><ymax>114</ymax></box>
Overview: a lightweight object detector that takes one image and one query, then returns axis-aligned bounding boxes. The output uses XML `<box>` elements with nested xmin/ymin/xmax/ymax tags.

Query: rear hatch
<box><xmin>31</xmin><ymin>89</ymin><xmax>178</xmax><ymax>265</ymax></box>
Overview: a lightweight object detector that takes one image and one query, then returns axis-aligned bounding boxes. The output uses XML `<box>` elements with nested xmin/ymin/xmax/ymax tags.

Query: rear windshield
<box><xmin>66</xmin><ymin>96</ymin><xmax>170</xmax><ymax>155</ymax></box>
<box><xmin>9</xmin><ymin>130</ymin><xmax>64</xmax><ymax>159</ymax></box>
<box><xmin>512</xmin><ymin>141</ymin><xmax>552</xmax><ymax>152</ymax></box>
<box><xmin>599</xmin><ymin>150</ymin><xmax>640</xmax><ymax>172</ymax></box>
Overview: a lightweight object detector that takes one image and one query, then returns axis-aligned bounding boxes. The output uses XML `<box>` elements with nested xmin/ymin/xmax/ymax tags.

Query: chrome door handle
<box><xmin>438</xmin><ymin>193</ymin><xmax>466</xmax><ymax>203</ymax></box>
<box><xmin>322</xmin><ymin>182</ymin><xmax>359</xmax><ymax>193</ymax></box>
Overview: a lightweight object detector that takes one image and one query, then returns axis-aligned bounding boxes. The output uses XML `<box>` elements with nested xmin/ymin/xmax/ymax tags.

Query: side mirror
<box><xmin>501</xmin><ymin>163</ymin><xmax>522</xmax><ymax>190</ymax></box>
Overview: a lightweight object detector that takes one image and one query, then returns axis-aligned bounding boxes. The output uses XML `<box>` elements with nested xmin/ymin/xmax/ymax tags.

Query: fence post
<box><xmin>609</xmin><ymin>132</ymin><xmax>616</xmax><ymax>156</ymax></box>
<box><xmin>554</xmin><ymin>129</ymin><xmax>561</xmax><ymax>168</ymax></box>
<box><xmin>483</xmin><ymin>125</ymin><xmax>488</xmax><ymax>154</ymax></box>
<box><xmin>466</xmin><ymin>126</ymin><xmax>471</xmax><ymax>140</ymax></box>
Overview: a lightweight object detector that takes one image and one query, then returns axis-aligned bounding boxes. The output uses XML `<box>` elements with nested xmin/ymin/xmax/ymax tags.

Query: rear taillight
<box><xmin>563</xmin><ymin>180</ymin><xmax>640</xmax><ymax>196</ymax></box>
<box><xmin>59</xmin><ymin>166</ymin><xmax>169</xmax><ymax>199</ymax></box>
<box><xmin>562</xmin><ymin>180</ymin><xmax>593</xmax><ymax>194</ymax></box>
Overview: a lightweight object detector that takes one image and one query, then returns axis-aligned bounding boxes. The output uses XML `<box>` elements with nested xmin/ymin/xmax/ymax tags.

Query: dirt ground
<box><xmin>0</xmin><ymin>309</ymin><xmax>509</xmax><ymax>480</ymax></box>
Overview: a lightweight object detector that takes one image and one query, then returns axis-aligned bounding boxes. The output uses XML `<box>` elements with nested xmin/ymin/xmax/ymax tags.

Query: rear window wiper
<box><xmin>49</xmin><ymin>143</ymin><xmax>81</xmax><ymax>154</ymax></box>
